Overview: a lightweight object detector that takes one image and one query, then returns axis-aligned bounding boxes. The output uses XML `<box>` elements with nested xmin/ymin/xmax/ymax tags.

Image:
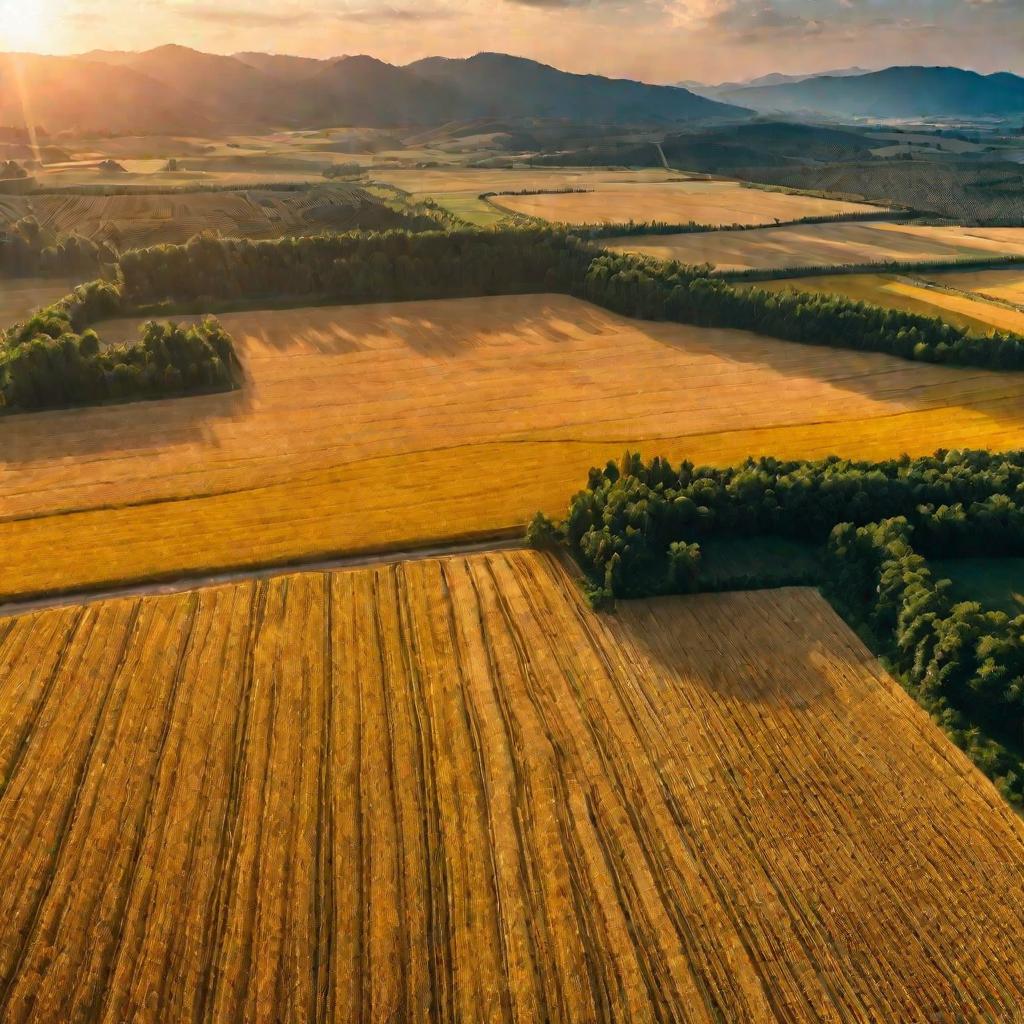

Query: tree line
<box><xmin>530</xmin><ymin>448</ymin><xmax>1024</xmax><ymax>805</ymax></box>
<box><xmin>118</xmin><ymin>228</ymin><xmax>592</xmax><ymax>308</ymax></box>
<box><xmin>1</xmin><ymin>280</ymin><xmax>236</xmax><ymax>411</ymax></box>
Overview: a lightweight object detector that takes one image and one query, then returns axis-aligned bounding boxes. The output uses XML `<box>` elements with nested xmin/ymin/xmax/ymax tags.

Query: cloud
<box><xmin>179</xmin><ymin>4</ymin><xmax>299</xmax><ymax>26</ymax></box>
<box><xmin>344</xmin><ymin>4</ymin><xmax>459</xmax><ymax>21</ymax></box>
<box><xmin>700</xmin><ymin>1</ymin><xmax>825</xmax><ymax>43</ymax></box>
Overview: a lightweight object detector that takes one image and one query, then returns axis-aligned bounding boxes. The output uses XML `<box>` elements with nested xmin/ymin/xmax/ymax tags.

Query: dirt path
<box><xmin>0</xmin><ymin>533</ymin><xmax>528</xmax><ymax>618</ymax></box>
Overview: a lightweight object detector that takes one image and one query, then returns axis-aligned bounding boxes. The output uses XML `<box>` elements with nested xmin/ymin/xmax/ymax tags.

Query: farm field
<box><xmin>0</xmin><ymin>277</ymin><xmax>79</xmax><ymax>325</ymax></box>
<box><xmin>744</xmin><ymin>273</ymin><xmax>1024</xmax><ymax>334</ymax></box>
<box><xmin>607</xmin><ymin>221</ymin><xmax>1024</xmax><ymax>271</ymax></box>
<box><xmin>0</xmin><ymin>184</ymin><xmax>390</xmax><ymax>247</ymax></box>
<box><xmin>924</xmin><ymin>266</ymin><xmax>1024</xmax><ymax>305</ymax></box>
<box><xmin>0</xmin><ymin>554</ymin><xmax>1021</xmax><ymax>1021</ymax></box>
<box><xmin>488</xmin><ymin>180</ymin><xmax>880</xmax><ymax>226</ymax></box>
<box><xmin>371</xmin><ymin>165</ymin><xmax>683</xmax><ymax>196</ymax></box>
<box><xmin>4</xmin><ymin>293</ymin><xmax>1024</xmax><ymax>599</ymax></box>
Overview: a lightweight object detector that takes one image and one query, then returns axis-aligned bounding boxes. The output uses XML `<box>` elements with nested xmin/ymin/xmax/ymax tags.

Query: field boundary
<box><xmin>0</xmin><ymin>532</ymin><xmax>529</xmax><ymax>616</ymax></box>
<box><xmin>716</xmin><ymin>252</ymin><xmax>1024</xmax><ymax>282</ymax></box>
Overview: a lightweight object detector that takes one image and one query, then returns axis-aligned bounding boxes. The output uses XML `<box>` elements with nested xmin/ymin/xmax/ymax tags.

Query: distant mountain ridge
<box><xmin>716</xmin><ymin>66</ymin><xmax>1024</xmax><ymax>118</ymax></box>
<box><xmin>0</xmin><ymin>46</ymin><xmax>746</xmax><ymax>135</ymax></box>
<box><xmin>682</xmin><ymin>67</ymin><xmax>869</xmax><ymax>97</ymax></box>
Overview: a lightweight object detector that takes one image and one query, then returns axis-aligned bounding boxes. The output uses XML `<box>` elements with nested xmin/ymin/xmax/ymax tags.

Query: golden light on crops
<box><xmin>0</xmin><ymin>0</ymin><xmax>51</xmax><ymax>51</ymax></box>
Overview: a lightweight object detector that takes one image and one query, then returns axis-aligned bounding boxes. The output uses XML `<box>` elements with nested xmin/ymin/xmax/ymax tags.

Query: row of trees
<box><xmin>1</xmin><ymin>280</ymin><xmax>237</xmax><ymax>411</ymax></box>
<box><xmin>581</xmin><ymin>252</ymin><xmax>1024</xmax><ymax>368</ymax></box>
<box><xmin>531</xmin><ymin>448</ymin><xmax>1024</xmax><ymax>804</ymax></box>
<box><xmin>828</xmin><ymin>515</ymin><xmax>1024</xmax><ymax>805</ymax></box>
<box><xmin>115</xmin><ymin>226</ymin><xmax>1024</xmax><ymax>371</ymax></box>
<box><xmin>0</xmin><ymin>217</ymin><xmax>116</xmax><ymax>278</ymax></box>
<box><xmin>118</xmin><ymin>228</ymin><xmax>592</xmax><ymax>307</ymax></box>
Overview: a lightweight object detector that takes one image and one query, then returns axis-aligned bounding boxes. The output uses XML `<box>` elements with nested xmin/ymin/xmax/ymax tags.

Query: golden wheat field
<box><xmin>5</xmin><ymin>292</ymin><xmax>1024</xmax><ymax>600</ymax></box>
<box><xmin>924</xmin><ymin>265</ymin><xmax>1024</xmax><ymax>305</ymax></box>
<box><xmin>744</xmin><ymin>273</ymin><xmax>1024</xmax><ymax>334</ymax></box>
<box><xmin>489</xmin><ymin>180</ymin><xmax>878</xmax><ymax>226</ymax></box>
<box><xmin>0</xmin><ymin>553</ymin><xmax>1021</xmax><ymax>1022</ymax></box>
<box><xmin>608</xmin><ymin>221</ymin><xmax>1024</xmax><ymax>270</ymax></box>
<box><xmin>372</xmin><ymin>165</ymin><xmax>683</xmax><ymax>197</ymax></box>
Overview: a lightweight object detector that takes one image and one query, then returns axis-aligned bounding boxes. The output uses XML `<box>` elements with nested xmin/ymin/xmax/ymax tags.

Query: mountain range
<box><xmin>0</xmin><ymin>47</ymin><xmax>744</xmax><ymax>136</ymax></box>
<box><xmin>714</xmin><ymin>66</ymin><xmax>1024</xmax><ymax>119</ymax></box>
<box><xmin>681</xmin><ymin>67</ymin><xmax>869</xmax><ymax>95</ymax></box>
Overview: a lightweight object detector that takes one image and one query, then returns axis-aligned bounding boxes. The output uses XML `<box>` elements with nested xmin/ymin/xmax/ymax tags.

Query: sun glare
<box><xmin>1</xmin><ymin>0</ymin><xmax>49</xmax><ymax>51</ymax></box>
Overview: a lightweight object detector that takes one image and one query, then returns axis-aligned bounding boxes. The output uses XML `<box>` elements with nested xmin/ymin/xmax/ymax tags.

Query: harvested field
<box><xmin>925</xmin><ymin>266</ymin><xmax>1024</xmax><ymax>305</ymax></box>
<box><xmin>744</xmin><ymin>273</ymin><xmax>1024</xmax><ymax>335</ymax></box>
<box><xmin>607</xmin><ymin>221</ymin><xmax>1024</xmax><ymax>271</ymax></box>
<box><xmin>0</xmin><ymin>277</ymin><xmax>81</xmax><ymax>325</ymax></box>
<box><xmin>0</xmin><ymin>557</ymin><xmax>1021</xmax><ymax>1021</ymax></box>
<box><xmin>372</xmin><ymin>166</ymin><xmax>682</xmax><ymax>197</ymax></box>
<box><xmin>490</xmin><ymin>180</ymin><xmax>878</xmax><ymax>226</ymax></box>
<box><xmin>4</xmin><ymin>293</ymin><xmax>1024</xmax><ymax>600</ymax></box>
<box><xmin>0</xmin><ymin>185</ymin><xmax>389</xmax><ymax>247</ymax></box>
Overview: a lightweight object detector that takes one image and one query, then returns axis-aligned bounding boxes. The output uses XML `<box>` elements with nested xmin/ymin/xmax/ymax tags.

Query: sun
<box><xmin>0</xmin><ymin>0</ymin><xmax>51</xmax><ymax>52</ymax></box>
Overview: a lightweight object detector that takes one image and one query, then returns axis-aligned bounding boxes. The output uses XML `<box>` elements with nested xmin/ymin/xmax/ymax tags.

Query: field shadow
<box><xmin>611</xmin><ymin>591</ymin><xmax>836</xmax><ymax>709</ymax></box>
<box><xmin>0</xmin><ymin>380</ymin><xmax>256</xmax><ymax>468</ymax></box>
<box><xmin>223</xmin><ymin>294</ymin><xmax>592</xmax><ymax>359</ymax></box>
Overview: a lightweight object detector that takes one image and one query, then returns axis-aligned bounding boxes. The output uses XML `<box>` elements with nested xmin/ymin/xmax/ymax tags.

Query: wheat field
<box><xmin>4</xmin><ymin>293</ymin><xmax>1024</xmax><ymax>600</ymax></box>
<box><xmin>608</xmin><ymin>221</ymin><xmax>1024</xmax><ymax>270</ymax></box>
<box><xmin>744</xmin><ymin>273</ymin><xmax>1024</xmax><ymax>334</ymax></box>
<box><xmin>489</xmin><ymin>180</ymin><xmax>878</xmax><ymax>226</ymax></box>
<box><xmin>0</xmin><ymin>552</ymin><xmax>1020</xmax><ymax>1022</ymax></box>
<box><xmin>924</xmin><ymin>265</ymin><xmax>1024</xmax><ymax>305</ymax></box>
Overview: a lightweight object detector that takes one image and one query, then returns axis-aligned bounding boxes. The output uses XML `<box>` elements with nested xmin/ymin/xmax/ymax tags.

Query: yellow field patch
<box><xmin>490</xmin><ymin>180</ymin><xmax>878</xmax><ymax>226</ymax></box>
<box><xmin>4</xmin><ymin>294</ymin><xmax>1024</xmax><ymax>599</ymax></box>
<box><xmin>924</xmin><ymin>266</ymin><xmax>1024</xmax><ymax>305</ymax></box>
<box><xmin>0</xmin><ymin>558</ymin><xmax>1021</xmax><ymax>1019</ymax></box>
<box><xmin>745</xmin><ymin>273</ymin><xmax>1024</xmax><ymax>335</ymax></box>
<box><xmin>372</xmin><ymin>165</ymin><xmax>683</xmax><ymax>197</ymax></box>
<box><xmin>608</xmin><ymin>221</ymin><xmax>1024</xmax><ymax>271</ymax></box>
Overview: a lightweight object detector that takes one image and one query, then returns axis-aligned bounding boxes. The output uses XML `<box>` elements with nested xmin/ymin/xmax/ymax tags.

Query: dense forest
<box><xmin>0</xmin><ymin>280</ymin><xmax>237</xmax><ymax>411</ymax></box>
<box><xmin>531</xmin><ymin>448</ymin><xmax>1024</xmax><ymax>805</ymax></box>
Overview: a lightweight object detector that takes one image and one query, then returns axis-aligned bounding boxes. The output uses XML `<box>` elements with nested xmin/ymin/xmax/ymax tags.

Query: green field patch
<box><xmin>930</xmin><ymin>557</ymin><xmax>1024</xmax><ymax>616</ymax></box>
<box><xmin>697</xmin><ymin>537</ymin><xmax>823</xmax><ymax>592</ymax></box>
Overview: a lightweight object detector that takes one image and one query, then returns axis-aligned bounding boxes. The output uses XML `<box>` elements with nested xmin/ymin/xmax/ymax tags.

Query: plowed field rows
<box><xmin>5</xmin><ymin>293</ymin><xmax>1024</xmax><ymax>601</ymax></box>
<box><xmin>0</xmin><ymin>185</ymin><xmax>378</xmax><ymax>246</ymax></box>
<box><xmin>0</xmin><ymin>554</ymin><xmax>1021</xmax><ymax>1021</ymax></box>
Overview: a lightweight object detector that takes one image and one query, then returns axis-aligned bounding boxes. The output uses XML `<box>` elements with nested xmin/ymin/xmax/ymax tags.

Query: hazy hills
<box><xmin>718</xmin><ymin>66</ymin><xmax>1024</xmax><ymax>119</ymax></box>
<box><xmin>0</xmin><ymin>46</ymin><xmax>744</xmax><ymax>135</ymax></box>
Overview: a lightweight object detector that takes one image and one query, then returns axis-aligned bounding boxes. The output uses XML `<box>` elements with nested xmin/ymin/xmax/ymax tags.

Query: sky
<box><xmin>10</xmin><ymin>0</ymin><xmax>1024</xmax><ymax>84</ymax></box>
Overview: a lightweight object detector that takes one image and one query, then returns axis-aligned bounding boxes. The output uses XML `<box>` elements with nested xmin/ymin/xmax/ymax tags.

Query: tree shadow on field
<box><xmin>632</xmin><ymin>308</ymin><xmax>1024</xmax><ymax>438</ymax></box>
<box><xmin>217</xmin><ymin>294</ymin><xmax>597</xmax><ymax>359</ymax></box>
<box><xmin>0</xmin><ymin>371</ymin><xmax>256</xmax><ymax>468</ymax></box>
<box><xmin>609</xmin><ymin>589</ymin><xmax>836</xmax><ymax>709</ymax></box>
